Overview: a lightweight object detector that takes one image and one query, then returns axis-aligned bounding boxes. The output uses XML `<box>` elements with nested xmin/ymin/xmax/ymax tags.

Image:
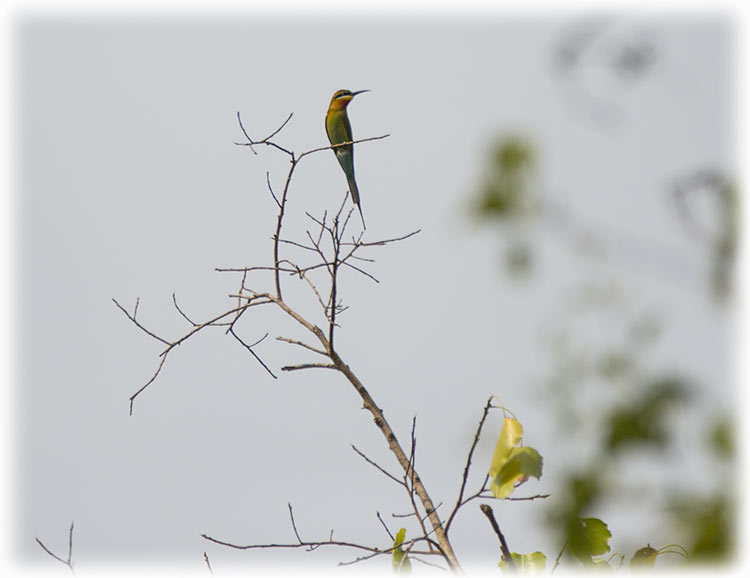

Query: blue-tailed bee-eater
<box><xmin>325</xmin><ymin>89</ymin><xmax>369</xmax><ymax>229</ymax></box>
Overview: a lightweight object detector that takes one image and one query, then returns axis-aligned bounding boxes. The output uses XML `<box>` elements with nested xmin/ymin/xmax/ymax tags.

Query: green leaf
<box><xmin>392</xmin><ymin>528</ymin><xmax>411</xmax><ymax>574</ymax></box>
<box><xmin>491</xmin><ymin>446</ymin><xmax>543</xmax><ymax>499</ymax></box>
<box><xmin>568</xmin><ymin>518</ymin><xmax>612</xmax><ymax>566</ymax></box>
<box><xmin>499</xmin><ymin>551</ymin><xmax>547</xmax><ymax>574</ymax></box>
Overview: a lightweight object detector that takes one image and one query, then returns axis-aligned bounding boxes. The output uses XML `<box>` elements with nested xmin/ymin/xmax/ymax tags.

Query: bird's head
<box><xmin>329</xmin><ymin>89</ymin><xmax>369</xmax><ymax>109</ymax></box>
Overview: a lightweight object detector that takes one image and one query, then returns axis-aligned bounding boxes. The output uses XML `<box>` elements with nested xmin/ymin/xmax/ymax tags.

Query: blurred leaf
<box><xmin>605</xmin><ymin>377</ymin><xmax>688</xmax><ymax>451</ymax></box>
<box><xmin>392</xmin><ymin>528</ymin><xmax>411</xmax><ymax>573</ymax></box>
<box><xmin>499</xmin><ymin>551</ymin><xmax>547</xmax><ymax>573</ymax></box>
<box><xmin>708</xmin><ymin>416</ymin><xmax>733</xmax><ymax>458</ymax></box>
<box><xmin>568</xmin><ymin>517</ymin><xmax>612</xmax><ymax>566</ymax></box>
<box><xmin>476</xmin><ymin>137</ymin><xmax>536</xmax><ymax>220</ymax></box>
<box><xmin>668</xmin><ymin>494</ymin><xmax>733</xmax><ymax>561</ymax></box>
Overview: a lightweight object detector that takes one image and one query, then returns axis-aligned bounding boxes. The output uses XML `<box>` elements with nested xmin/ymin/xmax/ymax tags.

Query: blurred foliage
<box><xmin>708</xmin><ymin>415</ymin><xmax>733</xmax><ymax>458</ymax></box>
<box><xmin>667</xmin><ymin>494</ymin><xmax>734</xmax><ymax>562</ymax></box>
<box><xmin>552</xmin><ymin>17</ymin><xmax>658</xmax><ymax>125</ymax></box>
<box><xmin>605</xmin><ymin>377</ymin><xmax>689</xmax><ymax>451</ymax></box>
<box><xmin>471</xmin><ymin>21</ymin><xmax>736</xmax><ymax>570</ymax></box>
<box><xmin>710</xmin><ymin>181</ymin><xmax>738</xmax><ymax>303</ymax></box>
<box><xmin>671</xmin><ymin>170</ymin><xmax>739</xmax><ymax>303</ymax></box>
<box><xmin>476</xmin><ymin>137</ymin><xmax>536</xmax><ymax>221</ymax></box>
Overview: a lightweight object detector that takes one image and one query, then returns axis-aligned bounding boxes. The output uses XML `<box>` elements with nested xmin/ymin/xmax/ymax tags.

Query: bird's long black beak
<box><xmin>351</xmin><ymin>89</ymin><xmax>370</xmax><ymax>96</ymax></box>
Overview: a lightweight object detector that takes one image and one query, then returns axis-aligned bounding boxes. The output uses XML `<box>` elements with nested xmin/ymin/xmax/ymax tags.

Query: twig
<box><xmin>172</xmin><ymin>293</ymin><xmax>197</xmax><ymax>326</ymax></box>
<box><xmin>552</xmin><ymin>539</ymin><xmax>568</xmax><ymax>574</ymax></box>
<box><xmin>351</xmin><ymin>445</ymin><xmax>403</xmax><ymax>486</ymax></box>
<box><xmin>506</xmin><ymin>493</ymin><xmax>550</xmax><ymax>501</ymax></box>
<box><xmin>480</xmin><ymin>504</ymin><xmax>516</xmax><ymax>571</ymax></box>
<box><xmin>275</xmin><ymin>336</ymin><xmax>327</xmax><ymax>356</ymax></box>
<box><xmin>35</xmin><ymin>521</ymin><xmax>75</xmax><ymax>574</ymax></box>
<box><xmin>281</xmin><ymin>363</ymin><xmax>337</xmax><ymax>372</ymax></box>
<box><xmin>376</xmin><ymin>511</ymin><xmax>394</xmax><ymax>541</ymax></box>
<box><xmin>288</xmin><ymin>503</ymin><xmax>304</xmax><ymax>545</ymax></box>
<box><xmin>119</xmin><ymin>300</ymin><xmax>273</xmax><ymax>414</ymax></box>
<box><xmin>265</xmin><ymin>171</ymin><xmax>281</xmax><ymax>208</ymax></box>
<box><xmin>228</xmin><ymin>328</ymin><xmax>277</xmax><ymax>379</ymax></box>
<box><xmin>203</xmin><ymin>551</ymin><xmax>214</xmax><ymax>575</ymax></box>
<box><xmin>446</xmin><ymin>396</ymin><xmax>496</xmax><ymax>533</ymax></box>
<box><xmin>112</xmin><ymin>298</ymin><xmax>170</xmax><ymax>346</ymax></box>
<box><xmin>341</xmin><ymin>229</ymin><xmax>421</xmax><ymax>247</ymax></box>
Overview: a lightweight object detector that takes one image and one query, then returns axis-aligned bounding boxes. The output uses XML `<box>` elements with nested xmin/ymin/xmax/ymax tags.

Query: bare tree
<box><xmin>114</xmin><ymin>113</ymin><xmax>545</xmax><ymax>571</ymax></box>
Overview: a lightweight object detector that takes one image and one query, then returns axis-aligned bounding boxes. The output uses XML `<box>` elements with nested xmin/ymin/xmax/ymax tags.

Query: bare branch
<box><xmin>288</xmin><ymin>503</ymin><xmax>304</xmax><ymax>545</ymax></box>
<box><xmin>281</xmin><ymin>363</ymin><xmax>337</xmax><ymax>372</ymax></box>
<box><xmin>480</xmin><ymin>504</ymin><xmax>515</xmax><ymax>570</ymax></box>
<box><xmin>235</xmin><ymin>111</ymin><xmax>294</xmax><ymax>156</ymax></box>
<box><xmin>129</xmin><ymin>354</ymin><xmax>169</xmax><ymax>415</ymax></box>
<box><xmin>376</xmin><ymin>511</ymin><xmax>394</xmax><ymax>541</ymax></box>
<box><xmin>275</xmin><ymin>336</ymin><xmax>327</xmax><ymax>356</ymax></box>
<box><xmin>351</xmin><ymin>444</ymin><xmax>403</xmax><ymax>486</ymax></box>
<box><xmin>202</xmin><ymin>551</ymin><xmax>214</xmax><ymax>575</ymax></box>
<box><xmin>35</xmin><ymin>521</ymin><xmax>75</xmax><ymax>574</ymax></box>
<box><xmin>341</xmin><ymin>260</ymin><xmax>381</xmax><ymax>283</ymax></box>
<box><xmin>342</xmin><ymin>229</ymin><xmax>422</xmax><ymax>247</ymax></box>
<box><xmin>228</xmin><ymin>328</ymin><xmax>277</xmax><ymax>379</ymax></box>
<box><xmin>172</xmin><ymin>293</ymin><xmax>197</xmax><ymax>326</ymax></box>
<box><xmin>266</xmin><ymin>171</ymin><xmax>281</xmax><ymax>208</ymax></box>
<box><xmin>113</xmin><ymin>298</ymin><xmax>170</xmax><ymax>346</ymax></box>
<box><xmin>122</xmin><ymin>299</ymin><xmax>275</xmax><ymax>414</ymax></box>
<box><xmin>506</xmin><ymin>493</ymin><xmax>551</xmax><ymax>501</ymax></box>
<box><xmin>446</xmin><ymin>396</ymin><xmax>496</xmax><ymax>533</ymax></box>
<box><xmin>295</xmin><ymin>134</ymin><xmax>391</xmax><ymax>162</ymax></box>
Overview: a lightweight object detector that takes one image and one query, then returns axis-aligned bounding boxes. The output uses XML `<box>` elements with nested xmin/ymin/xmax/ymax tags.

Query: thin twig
<box><xmin>446</xmin><ymin>396</ymin><xmax>496</xmax><ymax>533</ymax></box>
<box><xmin>172</xmin><ymin>293</ymin><xmax>197</xmax><ymax>326</ymax></box>
<box><xmin>552</xmin><ymin>539</ymin><xmax>568</xmax><ymax>574</ymax></box>
<box><xmin>203</xmin><ymin>551</ymin><xmax>214</xmax><ymax>575</ymax></box>
<box><xmin>480</xmin><ymin>504</ymin><xmax>516</xmax><ymax>571</ymax></box>
<box><xmin>229</xmin><ymin>328</ymin><xmax>277</xmax><ymax>379</ymax></box>
<box><xmin>281</xmin><ymin>363</ymin><xmax>337</xmax><ymax>372</ymax></box>
<box><xmin>35</xmin><ymin>521</ymin><xmax>75</xmax><ymax>574</ymax></box>
<box><xmin>113</xmin><ymin>298</ymin><xmax>170</xmax><ymax>346</ymax></box>
<box><xmin>376</xmin><ymin>511</ymin><xmax>394</xmax><ymax>541</ymax></box>
<box><xmin>275</xmin><ymin>336</ymin><xmax>327</xmax><ymax>356</ymax></box>
<box><xmin>351</xmin><ymin>445</ymin><xmax>403</xmax><ymax>486</ymax></box>
<box><xmin>506</xmin><ymin>493</ymin><xmax>551</xmax><ymax>501</ymax></box>
<box><xmin>288</xmin><ymin>503</ymin><xmax>303</xmax><ymax>544</ymax></box>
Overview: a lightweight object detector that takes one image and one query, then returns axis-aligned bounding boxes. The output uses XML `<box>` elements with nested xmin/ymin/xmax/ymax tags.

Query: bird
<box><xmin>325</xmin><ymin>89</ymin><xmax>369</xmax><ymax>229</ymax></box>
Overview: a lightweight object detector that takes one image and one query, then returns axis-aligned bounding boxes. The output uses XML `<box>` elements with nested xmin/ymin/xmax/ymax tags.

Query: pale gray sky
<box><xmin>8</xmin><ymin>12</ymin><xmax>737</xmax><ymax>576</ymax></box>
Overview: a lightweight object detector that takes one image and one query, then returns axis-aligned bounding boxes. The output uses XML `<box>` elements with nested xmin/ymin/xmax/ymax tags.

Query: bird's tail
<box><xmin>347</xmin><ymin>177</ymin><xmax>366</xmax><ymax>230</ymax></box>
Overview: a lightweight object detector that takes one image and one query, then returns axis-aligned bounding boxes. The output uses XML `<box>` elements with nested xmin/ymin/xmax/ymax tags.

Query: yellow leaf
<box><xmin>489</xmin><ymin>417</ymin><xmax>523</xmax><ymax>478</ymax></box>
